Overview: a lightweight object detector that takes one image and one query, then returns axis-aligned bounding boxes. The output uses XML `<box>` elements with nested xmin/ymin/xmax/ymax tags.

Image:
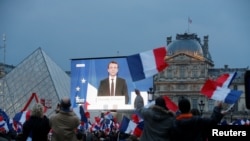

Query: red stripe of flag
<box><xmin>200</xmin><ymin>79</ymin><xmax>217</xmax><ymax>98</ymax></box>
<box><xmin>163</xmin><ymin>95</ymin><xmax>178</xmax><ymax>112</ymax></box>
<box><xmin>215</xmin><ymin>72</ymin><xmax>236</xmax><ymax>88</ymax></box>
<box><xmin>153</xmin><ymin>47</ymin><xmax>168</xmax><ymax>72</ymax></box>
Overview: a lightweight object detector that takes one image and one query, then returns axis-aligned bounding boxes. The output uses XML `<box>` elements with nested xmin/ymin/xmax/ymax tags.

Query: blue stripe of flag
<box><xmin>126</xmin><ymin>54</ymin><xmax>145</xmax><ymax>82</ymax></box>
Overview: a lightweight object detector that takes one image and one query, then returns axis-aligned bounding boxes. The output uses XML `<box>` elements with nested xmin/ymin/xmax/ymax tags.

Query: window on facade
<box><xmin>180</xmin><ymin>65</ymin><xmax>185</xmax><ymax>78</ymax></box>
<box><xmin>208</xmin><ymin>99</ymin><xmax>214</xmax><ymax>111</ymax></box>
<box><xmin>167</xmin><ymin>69</ymin><xmax>172</xmax><ymax>78</ymax></box>
<box><xmin>193</xmin><ymin>66</ymin><xmax>198</xmax><ymax>78</ymax></box>
<box><xmin>159</xmin><ymin>71</ymin><xmax>164</xmax><ymax>78</ymax></box>
<box><xmin>191</xmin><ymin>98</ymin><xmax>198</xmax><ymax>109</ymax></box>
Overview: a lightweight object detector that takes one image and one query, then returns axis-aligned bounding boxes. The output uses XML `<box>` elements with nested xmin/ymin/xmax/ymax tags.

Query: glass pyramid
<box><xmin>0</xmin><ymin>47</ymin><xmax>70</xmax><ymax>118</ymax></box>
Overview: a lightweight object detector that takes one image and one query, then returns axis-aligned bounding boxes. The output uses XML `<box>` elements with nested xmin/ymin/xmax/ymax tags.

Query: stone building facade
<box><xmin>154</xmin><ymin>33</ymin><xmax>248</xmax><ymax>118</ymax></box>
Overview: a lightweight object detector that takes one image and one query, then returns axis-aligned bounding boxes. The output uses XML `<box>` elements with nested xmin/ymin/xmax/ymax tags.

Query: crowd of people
<box><xmin>0</xmin><ymin>60</ymin><xmax>248</xmax><ymax>140</ymax></box>
<box><xmin>0</xmin><ymin>93</ymin><xmax>249</xmax><ymax>141</ymax></box>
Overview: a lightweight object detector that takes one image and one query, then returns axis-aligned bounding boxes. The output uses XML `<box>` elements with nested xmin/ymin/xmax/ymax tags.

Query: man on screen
<box><xmin>97</xmin><ymin>60</ymin><xmax>129</xmax><ymax>104</ymax></box>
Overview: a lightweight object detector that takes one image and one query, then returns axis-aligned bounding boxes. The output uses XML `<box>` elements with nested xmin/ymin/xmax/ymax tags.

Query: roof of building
<box><xmin>167</xmin><ymin>33</ymin><xmax>212</xmax><ymax>61</ymax></box>
<box><xmin>168</xmin><ymin>39</ymin><xmax>203</xmax><ymax>56</ymax></box>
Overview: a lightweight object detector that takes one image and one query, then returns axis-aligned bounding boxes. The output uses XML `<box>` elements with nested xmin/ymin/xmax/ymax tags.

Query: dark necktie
<box><xmin>111</xmin><ymin>79</ymin><xmax>114</xmax><ymax>96</ymax></box>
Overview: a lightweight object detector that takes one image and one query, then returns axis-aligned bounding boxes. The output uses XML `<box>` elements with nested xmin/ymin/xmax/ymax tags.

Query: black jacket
<box><xmin>136</xmin><ymin>104</ymin><xmax>175</xmax><ymax>141</ymax></box>
<box><xmin>21</xmin><ymin>116</ymin><xmax>50</xmax><ymax>141</ymax></box>
<box><xmin>170</xmin><ymin>106</ymin><xmax>224</xmax><ymax>141</ymax></box>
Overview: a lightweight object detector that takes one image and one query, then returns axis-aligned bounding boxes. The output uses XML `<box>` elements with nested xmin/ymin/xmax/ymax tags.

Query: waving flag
<box><xmin>163</xmin><ymin>96</ymin><xmax>178</xmax><ymax>112</ymax></box>
<box><xmin>79</xmin><ymin>105</ymin><xmax>88</xmax><ymax>123</ymax></box>
<box><xmin>126</xmin><ymin>47</ymin><xmax>168</xmax><ymax>82</ymax></box>
<box><xmin>0</xmin><ymin>109</ymin><xmax>12</xmax><ymax>134</ymax></box>
<box><xmin>131</xmin><ymin>113</ymin><xmax>144</xmax><ymax>137</ymax></box>
<box><xmin>133</xmin><ymin>121</ymin><xmax>144</xmax><ymax>137</ymax></box>
<box><xmin>13</xmin><ymin>110</ymin><xmax>31</xmax><ymax>125</ymax></box>
<box><xmin>215</xmin><ymin>72</ymin><xmax>237</xmax><ymax>88</ymax></box>
<box><xmin>0</xmin><ymin>116</ymin><xmax>9</xmax><ymax>134</ymax></box>
<box><xmin>119</xmin><ymin>116</ymin><xmax>137</xmax><ymax>134</ymax></box>
<box><xmin>11</xmin><ymin>120</ymin><xmax>22</xmax><ymax>134</ymax></box>
<box><xmin>119</xmin><ymin>115</ymin><xmax>144</xmax><ymax>137</ymax></box>
<box><xmin>74</xmin><ymin>104</ymin><xmax>91</xmax><ymax>131</ymax></box>
<box><xmin>104</xmin><ymin>111</ymin><xmax>113</xmax><ymax>120</ymax></box>
<box><xmin>11</xmin><ymin>110</ymin><xmax>31</xmax><ymax>134</ymax></box>
<box><xmin>131</xmin><ymin>113</ymin><xmax>143</xmax><ymax>124</ymax></box>
<box><xmin>201</xmin><ymin>72</ymin><xmax>243</xmax><ymax>104</ymax></box>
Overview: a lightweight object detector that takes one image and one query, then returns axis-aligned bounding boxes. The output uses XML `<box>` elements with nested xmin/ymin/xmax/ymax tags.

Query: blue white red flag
<box><xmin>201</xmin><ymin>72</ymin><xmax>242</xmax><ymax>104</ymax></box>
<box><xmin>215</xmin><ymin>72</ymin><xmax>237</xmax><ymax>88</ymax></box>
<box><xmin>131</xmin><ymin>113</ymin><xmax>143</xmax><ymax>124</ymax></box>
<box><xmin>126</xmin><ymin>47</ymin><xmax>168</xmax><ymax>82</ymax></box>
<box><xmin>0</xmin><ymin>109</ymin><xmax>12</xmax><ymax>134</ymax></box>
<box><xmin>130</xmin><ymin>113</ymin><xmax>144</xmax><ymax>137</ymax></box>
<box><xmin>0</xmin><ymin>116</ymin><xmax>9</xmax><ymax>134</ymax></box>
<box><xmin>133</xmin><ymin>121</ymin><xmax>144</xmax><ymax>137</ymax></box>
<box><xmin>102</xmin><ymin>111</ymin><xmax>112</xmax><ymax>120</ymax></box>
<box><xmin>74</xmin><ymin>104</ymin><xmax>91</xmax><ymax>131</ymax></box>
<box><xmin>90</xmin><ymin>117</ymin><xmax>102</xmax><ymax>132</ymax></box>
<box><xmin>79</xmin><ymin>105</ymin><xmax>88</xmax><ymax>123</ymax></box>
<box><xmin>119</xmin><ymin>115</ymin><xmax>144</xmax><ymax>137</ymax></box>
<box><xmin>13</xmin><ymin>110</ymin><xmax>31</xmax><ymax>125</ymax></box>
<box><xmin>119</xmin><ymin>116</ymin><xmax>137</xmax><ymax>135</ymax></box>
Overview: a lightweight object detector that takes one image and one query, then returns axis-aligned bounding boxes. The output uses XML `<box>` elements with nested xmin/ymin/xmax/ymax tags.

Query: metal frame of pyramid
<box><xmin>0</xmin><ymin>47</ymin><xmax>70</xmax><ymax>118</ymax></box>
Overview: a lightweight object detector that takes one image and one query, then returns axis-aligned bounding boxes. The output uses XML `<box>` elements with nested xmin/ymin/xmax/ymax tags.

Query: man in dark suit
<box><xmin>97</xmin><ymin>61</ymin><xmax>129</xmax><ymax>104</ymax></box>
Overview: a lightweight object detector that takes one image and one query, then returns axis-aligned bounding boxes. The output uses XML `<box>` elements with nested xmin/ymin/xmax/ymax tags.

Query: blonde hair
<box><xmin>31</xmin><ymin>103</ymin><xmax>44</xmax><ymax>118</ymax></box>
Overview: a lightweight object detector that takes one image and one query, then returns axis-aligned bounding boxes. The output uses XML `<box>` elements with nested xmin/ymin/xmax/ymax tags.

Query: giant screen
<box><xmin>70</xmin><ymin>56</ymin><xmax>153</xmax><ymax>110</ymax></box>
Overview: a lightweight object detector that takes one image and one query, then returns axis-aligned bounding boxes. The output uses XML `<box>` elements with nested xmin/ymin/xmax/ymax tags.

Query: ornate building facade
<box><xmin>154</xmin><ymin>33</ymin><xmax>248</xmax><ymax>118</ymax></box>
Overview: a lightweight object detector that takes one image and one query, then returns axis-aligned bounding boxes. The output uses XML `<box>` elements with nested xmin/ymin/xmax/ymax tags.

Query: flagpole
<box><xmin>187</xmin><ymin>17</ymin><xmax>192</xmax><ymax>33</ymax></box>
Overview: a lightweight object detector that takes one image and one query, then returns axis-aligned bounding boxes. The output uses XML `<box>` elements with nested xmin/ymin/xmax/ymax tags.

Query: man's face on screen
<box><xmin>108</xmin><ymin>63</ymin><xmax>118</xmax><ymax>77</ymax></box>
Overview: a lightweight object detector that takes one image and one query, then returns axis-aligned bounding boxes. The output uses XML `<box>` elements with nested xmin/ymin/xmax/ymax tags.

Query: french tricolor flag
<box><xmin>126</xmin><ymin>47</ymin><xmax>168</xmax><ymax>82</ymax></box>
<box><xmin>119</xmin><ymin>116</ymin><xmax>138</xmax><ymax>135</ymax></box>
<box><xmin>13</xmin><ymin>110</ymin><xmax>31</xmax><ymax>125</ymax></box>
<box><xmin>215</xmin><ymin>72</ymin><xmax>237</xmax><ymax>88</ymax></box>
<box><xmin>0</xmin><ymin>116</ymin><xmax>9</xmax><ymax>133</ymax></box>
<box><xmin>201</xmin><ymin>72</ymin><xmax>243</xmax><ymax>104</ymax></box>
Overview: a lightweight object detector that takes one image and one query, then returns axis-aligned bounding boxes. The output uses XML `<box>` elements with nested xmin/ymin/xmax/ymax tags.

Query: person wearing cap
<box><xmin>49</xmin><ymin>97</ymin><xmax>80</xmax><ymax>141</ymax></box>
<box><xmin>170</xmin><ymin>97</ymin><xmax>226</xmax><ymax>141</ymax></box>
<box><xmin>135</xmin><ymin>95</ymin><xmax>175</xmax><ymax>141</ymax></box>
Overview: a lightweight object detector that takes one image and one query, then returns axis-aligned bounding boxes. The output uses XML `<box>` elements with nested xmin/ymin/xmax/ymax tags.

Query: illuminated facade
<box><xmin>154</xmin><ymin>33</ymin><xmax>248</xmax><ymax>117</ymax></box>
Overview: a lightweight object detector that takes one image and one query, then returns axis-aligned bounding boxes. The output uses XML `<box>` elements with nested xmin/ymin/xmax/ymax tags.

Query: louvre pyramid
<box><xmin>0</xmin><ymin>47</ymin><xmax>70</xmax><ymax>118</ymax></box>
